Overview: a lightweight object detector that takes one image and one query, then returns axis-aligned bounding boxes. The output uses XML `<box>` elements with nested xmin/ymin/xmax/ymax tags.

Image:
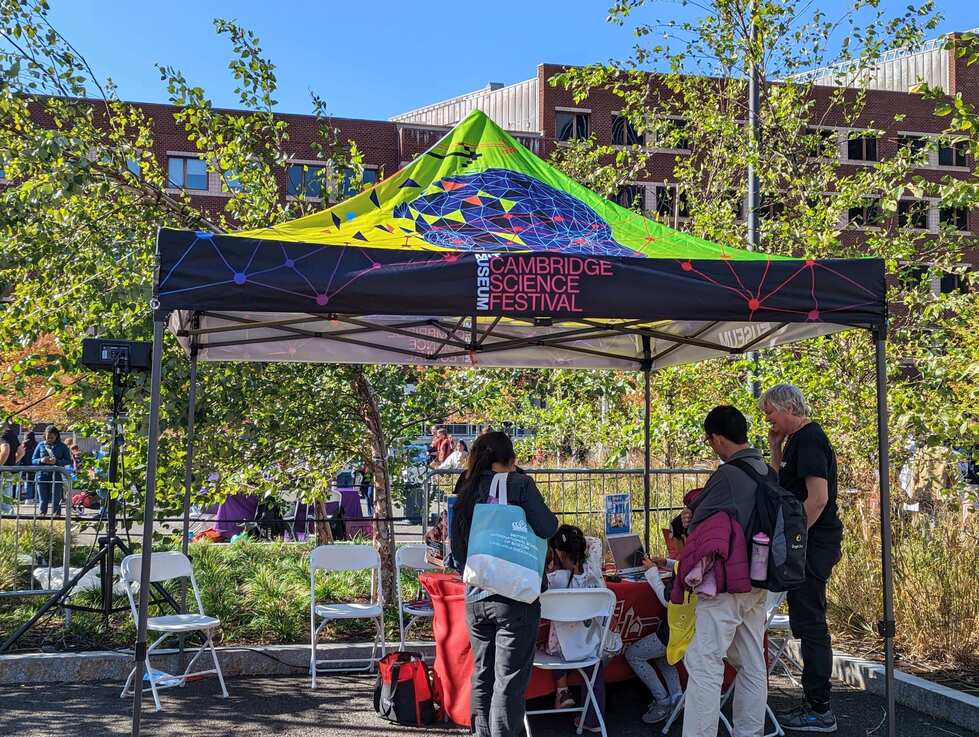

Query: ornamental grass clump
<box><xmin>829</xmin><ymin>499</ymin><xmax>979</xmax><ymax>670</ymax></box>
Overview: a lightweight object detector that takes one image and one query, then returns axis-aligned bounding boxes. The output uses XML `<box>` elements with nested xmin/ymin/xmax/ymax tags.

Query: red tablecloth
<box><xmin>420</xmin><ymin>573</ymin><xmax>672</xmax><ymax>727</ymax></box>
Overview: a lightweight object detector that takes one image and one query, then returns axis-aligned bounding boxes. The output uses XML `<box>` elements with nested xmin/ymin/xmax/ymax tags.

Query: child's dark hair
<box><xmin>550</xmin><ymin>524</ymin><xmax>588</xmax><ymax>568</ymax></box>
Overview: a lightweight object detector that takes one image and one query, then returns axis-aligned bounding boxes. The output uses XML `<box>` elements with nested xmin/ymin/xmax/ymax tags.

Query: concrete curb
<box><xmin>786</xmin><ymin>642</ymin><xmax>979</xmax><ymax>734</ymax></box>
<box><xmin>0</xmin><ymin>642</ymin><xmax>435</xmax><ymax>686</ymax></box>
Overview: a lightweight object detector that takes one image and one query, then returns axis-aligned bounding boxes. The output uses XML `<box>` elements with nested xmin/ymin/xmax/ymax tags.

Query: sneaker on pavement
<box><xmin>780</xmin><ymin>704</ymin><xmax>837</xmax><ymax>733</ymax></box>
<box><xmin>641</xmin><ymin>700</ymin><xmax>673</xmax><ymax>725</ymax></box>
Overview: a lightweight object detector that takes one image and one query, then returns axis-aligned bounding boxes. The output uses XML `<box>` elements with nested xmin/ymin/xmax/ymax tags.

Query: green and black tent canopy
<box><xmin>155</xmin><ymin>109</ymin><xmax>885</xmax><ymax>368</ymax></box>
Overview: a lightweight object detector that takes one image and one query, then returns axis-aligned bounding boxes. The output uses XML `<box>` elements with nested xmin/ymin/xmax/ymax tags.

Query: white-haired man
<box><xmin>761</xmin><ymin>384</ymin><xmax>841</xmax><ymax>733</ymax></box>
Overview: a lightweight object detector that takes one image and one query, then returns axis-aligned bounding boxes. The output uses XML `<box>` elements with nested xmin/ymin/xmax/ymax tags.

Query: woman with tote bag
<box><xmin>450</xmin><ymin>432</ymin><xmax>559</xmax><ymax>737</ymax></box>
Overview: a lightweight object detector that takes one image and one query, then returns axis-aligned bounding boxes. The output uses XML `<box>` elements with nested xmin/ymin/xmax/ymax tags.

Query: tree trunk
<box><xmin>350</xmin><ymin>367</ymin><xmax>396</xmax><ymax>604</ymax></box>
<box><xmin>314</xmin><ymin>501</ymin><xmax>334</xmax><ymax>545</ymax></box>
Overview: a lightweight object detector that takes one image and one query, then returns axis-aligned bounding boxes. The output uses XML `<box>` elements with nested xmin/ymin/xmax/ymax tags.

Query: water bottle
<box><xmin>750</xmin><ymin>532</ymin><xmax>770</xmax><ymax>583</ymax></box>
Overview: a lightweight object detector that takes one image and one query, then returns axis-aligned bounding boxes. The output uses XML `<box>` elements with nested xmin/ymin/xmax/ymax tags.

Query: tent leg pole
<box><xmin>132</xmin><ymin>319</ymin><xmax>165</xmax><ymax>737</ymax></box>
<box><xmin>642</xmin><ymin>336</ymin><xmax>652</xmax><ymax>553</ymax></box>
<box><xmin>182</xmin><ymin>328</ymin><xmax>199</xmax><ymax>560</ymax></box>
<box><xmin>874</xmin><ymin>328</ymin><xmax>896</xmax><ymax>737</ymax></box>
<box><xmin>178</xmin><ymin>330</ymin><xmax>199</xmax><ymax>667</ymax></box>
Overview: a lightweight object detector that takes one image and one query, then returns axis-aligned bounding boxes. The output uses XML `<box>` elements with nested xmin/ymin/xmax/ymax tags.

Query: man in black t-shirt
<box><xmin>762</xmin><ymin>384</ymin><xmax>841</xmax><ymax>733</ymax></box>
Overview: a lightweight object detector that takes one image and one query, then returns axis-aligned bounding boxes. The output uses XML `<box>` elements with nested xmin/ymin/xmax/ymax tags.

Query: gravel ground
<box><xmin>1</xmin><ymin>672</ymin><xmax>976</xmax><ymax>737</ymax></box>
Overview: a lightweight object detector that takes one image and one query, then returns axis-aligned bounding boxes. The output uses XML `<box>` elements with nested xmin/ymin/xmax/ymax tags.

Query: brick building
<box><xmin>392</xmin><ymin>34</ymin><xmax>978</xmax><ymax>274</ymax></box>
<box><xmin>4</xmin><ymin>30</ymin><xmax>975</xmax><ymax>277</ymax></box>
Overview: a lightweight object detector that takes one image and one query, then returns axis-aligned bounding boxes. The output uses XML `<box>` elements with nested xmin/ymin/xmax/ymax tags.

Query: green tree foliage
<box><xmin>537</xmin><ymin>0</ymin><xmax>979</xmax><ymax>489</ymax></box>
<box><xmin>0</xmin><ymin>1</ymin><xmax>482</xmax><ymax>596</ymax></box>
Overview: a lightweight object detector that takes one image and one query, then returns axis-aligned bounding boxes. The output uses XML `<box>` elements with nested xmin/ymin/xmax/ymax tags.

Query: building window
<box><xmin>938</xmin><ymin>140</ymin><xmax>968</xmax><ymax>167</ymax></box>
<box><xmin>339</xmin><ymin>166</ymin><xmax>379</xmax><ymax>199</ymax></box>
<box><xmin>653</xmin><ymin>185</ymin><xmax>688</xmax><ymax>219</ymax></box>
<box><xmin>222</xmin><ymin>171</ymin><xmax>243</xmax><ymax>193</ymax></box>
<box><xmin>846</xmin><ymin>133</ymin><xmax>878</xmax><ymax>162</ymax></box>
<box><xmin>939</xmin><ymin>205</ymin><xmax>969</xmax><ymax>231</ymax></box>
<box><xmin>939</xmin><ymin>272</ymin><xmax>969</xmax><ymax>295</ymax></box>
<box><xmin>614</xmin><ymin>184</ymin><xmax>644</xmax><ymax>210</ymax></box>
<box><xmin>805</xmin><ymin>127</ymin><xmax>837</xmax><ymax>158</ymax></box>
<box><xmin>611</xmin><ymin>114</ymin><xmax>642</xmax><ymax>146</ymax></box>
<box><xmin>897</xmin><ymin>134</ymin><xmax>931</xmax><ymax>162</ymax></box>
<box><xmin>758</xmin><ymin>195</ymin><xmax>785</xmax><ymax>220</ymax></box>
<box><xmin>287</xmin><ymin>163</ymin><xmax>325</xmax><ymax>198</ymax></box>
<box><xmin>849</xmin><ymin>198</ymin><xmax>882</xmax><ymax>227</ymax></box>
<box><xmin>125</xmin><ymin>159</ymin><xmax>141</xmax><ymax>177</ymax></box>
<box><xmin>655</xmin><ymin>118</ymin><xmax>690</xmax><ymax>151</ymax></box>
<box><xmin>898</xmin><ymin>199</ymin><xmax>929</xmax><ymax>230</ymax></box>
<box><xmin>167</xmin><ymin>156</ymin><xmax>207</xmax><ymax>190</ymax></box>
<box><xmin>555</xmin><ymin>111</ymin><xmax>589</xmax><ymax>141</ymax></box>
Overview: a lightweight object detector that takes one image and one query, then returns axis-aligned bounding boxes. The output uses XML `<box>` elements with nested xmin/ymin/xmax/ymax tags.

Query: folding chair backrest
<box><xmin>396</xmin><ymin>543</ymin><xmax>435</xmax><ymax>573</ymax></box>
<box><xmin>310</xmin><ymin>543</ymin><xmax>379</xmax><ymax>573</ymax></box>
<box><xmin>121</xmin><ymin>551</ymin><xmax>192</xmax><ymax>585</ymax></box>
<box><xmin>539</xmin><ymin>588</ymin><xmax>616</xmax><ymax>623</ymax></box>
<box><xmin>120</xmin><ymin>551</ymin><xmax>204</xmax><ymax>621</ymax></box>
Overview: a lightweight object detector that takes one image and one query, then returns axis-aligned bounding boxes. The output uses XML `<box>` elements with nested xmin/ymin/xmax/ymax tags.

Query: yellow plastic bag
<box><xmin>666</xmin><ymin>590</ymin><xmax>698</xmax><ymax>665</ymax></box>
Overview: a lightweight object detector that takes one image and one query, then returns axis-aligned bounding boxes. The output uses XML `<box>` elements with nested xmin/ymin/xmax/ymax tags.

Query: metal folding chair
<box><xmin>309</xmin><ymin>543</ymin><xmax>386</xmax><ymax>687</ymax></box>
<box><xmin>524</xmin><ymin>588</ymin><xmax>617</xmax><ymax>737</ymax></box>
<box><xmin>119</xmin><ymin>551</ymin><xmax>228</xmax><ymax>712</ymax></box>
<box><xmin>395</xmin><ymin>544</ymin><xmax>436</xmax><ymax>650</ymax></box>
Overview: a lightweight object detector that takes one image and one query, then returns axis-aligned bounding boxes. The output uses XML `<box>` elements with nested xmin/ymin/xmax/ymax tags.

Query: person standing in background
<box><xmin>32</xmin><ymin>425</ymin><xmax>72</xmax><ymax>516</ymax></box>
<box><xmin>438</xmin><ymin>439</ymin><xmax>469</xmax><ymax>469</ymax></box>
<box><xmin>16</xmin><ymin>431</ymin><xmax>37</xmax><ymax>500</ymax></box>
<box><xmin>427</xmin><ymin>424</ymin><xmax>442</xmax><ymax>465</ymax></box>
<box><xmin>0</xmin><ymin>421</ymin><xmax>18</xmax><ymax>466</ymax></box>
<box><xmin>762</xmin><ymin>384</ymin><xmax>842</xmax><ymax>734</ymax></box>
<box><xmin>435</xmin><ymin>428</ymin><xmax>453</xmax><ymax>465</ymax></box>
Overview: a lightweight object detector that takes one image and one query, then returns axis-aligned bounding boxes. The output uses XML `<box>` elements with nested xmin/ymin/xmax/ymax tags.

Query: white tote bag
<box><xmin>462</xmin><ymin>473</ymin><xmax>547</xmax><ymax>604</ymax></box>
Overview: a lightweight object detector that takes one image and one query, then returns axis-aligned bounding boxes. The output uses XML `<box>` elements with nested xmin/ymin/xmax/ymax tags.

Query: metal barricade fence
<box><xmin>423</xmin><ymin>467</ymin><xmax>712</xmax><ymax>542</ymax></box>
<box><xmin>0</xmin><ymin>466</ymin><xmax>73</xmax><ymax>598</ymax></box>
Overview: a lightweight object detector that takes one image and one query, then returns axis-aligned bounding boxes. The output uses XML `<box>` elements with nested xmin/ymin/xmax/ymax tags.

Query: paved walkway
<box><xmin>1</xmin><ymin>673</ymin><xmax>975</xmax><ymax>736</ymax></box>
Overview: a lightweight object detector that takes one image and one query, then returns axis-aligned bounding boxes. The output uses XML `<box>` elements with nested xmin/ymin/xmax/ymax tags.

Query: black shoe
<box><xmin>780</xmin><ymin>704</ymin><xmax>837</xmax><ymax>733</ymax></box>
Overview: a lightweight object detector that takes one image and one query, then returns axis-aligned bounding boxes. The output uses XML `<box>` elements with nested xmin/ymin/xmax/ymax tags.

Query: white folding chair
<box><xmin>119</xmin><ymin>551</ymin><xmax>228</xmax><ymax>712</ymax></box>
<box><xmin>765</xmin><ymin>590</ymin><xmax>800</xmax><ymax>684</ymax></box>
<box><xmin>309</xmin><ymin>543</ymin><xmax>386</xmax><ymax>687</ymax></box>
<box><xmin>524</xmin><ymin>588</ymin><xmax>616</xmax><ymax>737</ymax></box>
<box><xmin>395</xmin><ymin>543</ymin><xmax>436</xmax><ymax>650</ymax></box>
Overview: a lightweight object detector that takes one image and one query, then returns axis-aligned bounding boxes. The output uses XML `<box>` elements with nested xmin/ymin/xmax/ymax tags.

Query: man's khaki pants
<box><xmin>682</xmin><ymin>587</ymin><xmax>768</xmax><ymax>737</ymax></box>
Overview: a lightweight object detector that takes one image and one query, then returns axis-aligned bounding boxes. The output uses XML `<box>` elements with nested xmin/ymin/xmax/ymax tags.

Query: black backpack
<box><xmin>726</xmin><ymin>459</ymin><xmax>807</xmax><ymax>592</ymax></box>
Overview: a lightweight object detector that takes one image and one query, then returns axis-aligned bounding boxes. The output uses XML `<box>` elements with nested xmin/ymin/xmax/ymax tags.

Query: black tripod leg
<box><xmin>0</xmin><ymin>545</ymin><xmax>110</xmax><ymax>653</ymax></box>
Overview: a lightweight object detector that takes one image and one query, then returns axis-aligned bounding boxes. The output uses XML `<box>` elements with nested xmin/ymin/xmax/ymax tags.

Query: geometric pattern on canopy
<box><xmin>392</xmin><ymin>169</ymin><xmax>640</xmax><ymax>256</ymax></box>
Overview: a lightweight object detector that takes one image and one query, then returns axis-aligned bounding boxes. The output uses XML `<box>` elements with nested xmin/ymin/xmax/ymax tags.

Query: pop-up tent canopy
<box><xmin>136</xmin><ymin>109</ymin><xmax>897</xmax><ymax>736</ymax></box>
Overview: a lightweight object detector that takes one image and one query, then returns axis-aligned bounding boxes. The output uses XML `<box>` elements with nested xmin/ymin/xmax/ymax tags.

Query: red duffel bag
<box><xmin>373</xmin><ymin>651</ymin><xmax>436</xmax><ymax>726</ymax></box>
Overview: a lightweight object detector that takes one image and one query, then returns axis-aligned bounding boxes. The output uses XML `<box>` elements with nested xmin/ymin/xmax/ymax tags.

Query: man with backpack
<box><xmin>762</xmin><ymin>384</ymin><xmax>841</xmax><ymax>733</ymax></box>
<box><xmin>679</xmin><ymin>405</ymin><xmax>770</xmax><ymax>737</ymax></box>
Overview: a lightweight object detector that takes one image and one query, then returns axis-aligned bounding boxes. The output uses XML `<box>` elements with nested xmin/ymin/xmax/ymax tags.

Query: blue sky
<box><xmin>44</xmin><ymin>1</ymin><xmax>976</xmax><ymax>121</ymax></box>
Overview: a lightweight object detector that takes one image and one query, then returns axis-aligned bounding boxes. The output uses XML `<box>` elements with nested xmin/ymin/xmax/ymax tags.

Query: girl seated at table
<box><xmin>544</xmin><ymin>524</ymin><xmax>606</xmax><ymax>731</ymax></box>
<box><xmin>624</xmin><ymin>556</ymin><xmax>683</xmax><ymax>725</ymax></box>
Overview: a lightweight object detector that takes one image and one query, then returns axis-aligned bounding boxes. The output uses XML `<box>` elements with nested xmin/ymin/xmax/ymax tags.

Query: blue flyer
<box><xmin>604</xmin><ymin>493</ymin><xmax>631</xmax><ymax>536</ymax></box>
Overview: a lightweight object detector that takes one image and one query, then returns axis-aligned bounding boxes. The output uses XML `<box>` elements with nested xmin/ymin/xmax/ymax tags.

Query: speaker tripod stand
<box><xmin>1</xmin><ymin>357</ymin><xmax>179</xmax><ymax>653</ymax></box>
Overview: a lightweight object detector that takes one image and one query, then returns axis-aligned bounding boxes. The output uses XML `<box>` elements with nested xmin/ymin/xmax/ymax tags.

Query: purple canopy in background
<box><xmin>214</xmin><ymin>493</ymin><xmax>259</xmax><ymax>538</ymax></box>
<box><xmin>292</xmin><ymin>488</ymin><xmax>372</xmax><ymax>541</ymax></box>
